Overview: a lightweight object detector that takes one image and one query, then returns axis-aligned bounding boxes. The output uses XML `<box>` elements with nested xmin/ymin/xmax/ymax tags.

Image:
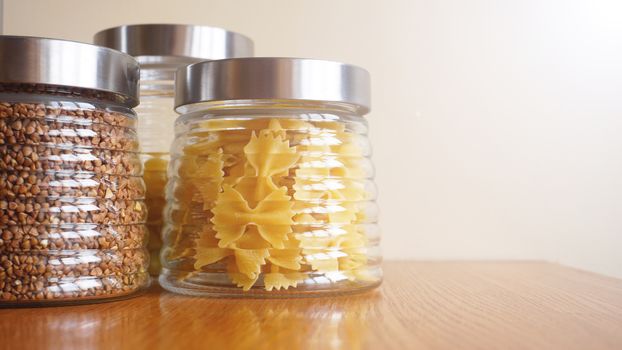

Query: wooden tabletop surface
<box><xmin>1</xmin><ymin>261</ymin><xmax>621</xmax><ymax>350</ymax></box>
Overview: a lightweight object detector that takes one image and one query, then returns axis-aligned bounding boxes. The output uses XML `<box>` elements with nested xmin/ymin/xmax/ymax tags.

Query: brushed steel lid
<box><xmin>175</xmin><ymin>57</ymin><xmax>371</xmax><ymax>114</ymax></box>
<box><xmin>93</xmin><ymin>24</ymin><xmax>254</xmax><ymax>66</ymax></box>
<box><xmin>0</xmin><ymin>35</ymin><xmax>140</xmax><ymax>107</ymax></box>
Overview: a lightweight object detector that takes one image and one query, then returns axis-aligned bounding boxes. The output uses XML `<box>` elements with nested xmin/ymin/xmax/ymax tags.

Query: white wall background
<box><xmin>4</xmin><ymin>0</ymin><xmax>622</xmax><ymax>278</ymax></box>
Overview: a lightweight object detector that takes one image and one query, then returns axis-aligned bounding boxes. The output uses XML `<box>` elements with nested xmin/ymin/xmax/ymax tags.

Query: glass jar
<box><xmin>94</xmin><ymin>24</ymin><xmax>254</xmax><ymax>275</ymax></box>
<box><xmin>0</xmin><ymin>36</ymin><xmax>149</xmax><ymax>306</ymax></box>
<box><xmin>161</xmin><ymin>58</ymin><xmax>381</xmax><ymax>297</ymax></box>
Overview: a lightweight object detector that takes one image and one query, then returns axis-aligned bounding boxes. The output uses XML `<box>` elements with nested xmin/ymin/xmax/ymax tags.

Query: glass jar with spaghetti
<box><xmin>161</xmin><ymin>58</ymin><xmax>381</xmax><ymax>297</ymax></box>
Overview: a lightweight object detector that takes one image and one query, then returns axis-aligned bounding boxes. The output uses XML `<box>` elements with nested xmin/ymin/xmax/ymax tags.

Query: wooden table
<box><xmin>1</xmin><ymin>261</ymin><xmax>621</xmax><ymax>350</ymax></box>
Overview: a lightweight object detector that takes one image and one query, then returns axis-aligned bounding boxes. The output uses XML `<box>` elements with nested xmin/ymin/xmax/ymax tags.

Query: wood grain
<box><xmin>1</xmin><ymin>261</ymin><xmax>621</xmax><ymax>350</ymax></box>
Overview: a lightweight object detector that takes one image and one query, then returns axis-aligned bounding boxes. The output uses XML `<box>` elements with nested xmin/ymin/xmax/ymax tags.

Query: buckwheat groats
<box><xmin>0</xmin><ymin>36</ymin><xmax>148</xmax><ymax>306</ymax></box>
<box><xmin>0</xmin><ymin>98</ymin><xmax>149</xmax><ymax>304</ymax></box>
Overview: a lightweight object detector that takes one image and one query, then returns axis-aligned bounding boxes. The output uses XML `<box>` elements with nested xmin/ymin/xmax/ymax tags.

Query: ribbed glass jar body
<box><xmin>160</xmin><ymin>101</ymin><xmax>381</xmax><ymax>297</ymax></box>
<box><xmin>136</xmin><ymin>66</ymin><xmax>177</xmax><ymax>275</ymax></box>
<box><xmin>0</xmin><ymin>85</ymin><xmax>149</xmax><ymax>306</ymax></box>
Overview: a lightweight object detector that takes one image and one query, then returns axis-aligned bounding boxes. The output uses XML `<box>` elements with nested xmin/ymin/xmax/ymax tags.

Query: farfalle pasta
<box><xmin>161</xmin><ymin>116</ymin><xmax>380</xmax><ymax>293</ymax></box>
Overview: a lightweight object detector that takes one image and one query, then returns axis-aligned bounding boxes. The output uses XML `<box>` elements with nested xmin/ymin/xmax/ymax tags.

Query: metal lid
<box><xmin>175</xmin><ymin>57</ymin><xmax>371</xmax><ymax>113</ymax></box>
<box><xmin>0</xmin><ymin>35</ymin><xmax>140</xmax><ymax>107</ymax></box>
<box><xmin>93</xmin><ymin>24</ymin><xmax>254</xmax><ymax>65</ymax></box>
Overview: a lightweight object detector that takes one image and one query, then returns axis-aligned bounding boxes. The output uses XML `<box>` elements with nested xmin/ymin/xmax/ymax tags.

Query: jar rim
<box><xmin>174</xmin><ymin>57</ymin><xmax>371</xmax><ymax>114</ymax></box>
<box><xmin>0</xmin><ymin>36</ymin><xmax>140</xmax><ymax>107</ymax></box>
<box><xmin>175</xmin><ymin>99</ymin><xmax>366</xmax><ymax>117</ymax></box>
<box><xmin>93</xmin><ymin>24</ymin><xmax>254</xmax><ymax>62</ymax></box>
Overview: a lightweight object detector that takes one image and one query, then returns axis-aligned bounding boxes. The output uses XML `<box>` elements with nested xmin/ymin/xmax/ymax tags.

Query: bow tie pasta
<box><xmin>163</xmin><ymin>117</ymin><xmax>375</xmax><ymax>292</ymax></box>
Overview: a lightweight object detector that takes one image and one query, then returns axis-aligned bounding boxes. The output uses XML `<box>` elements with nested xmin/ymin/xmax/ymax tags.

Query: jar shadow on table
<box><xmin>0</xmin><ymin>287</ymin><xmax>163</xmax><ymax>349</ymax></box>
<box><xmin>156</xmin><ymin>289</ymin><xmax>382</xmax><ymax>349</ymax></box>
<box><xmin>0</xmin><ymin>285</ymin><xmax>380</xmax><ymax>349</ymax></box>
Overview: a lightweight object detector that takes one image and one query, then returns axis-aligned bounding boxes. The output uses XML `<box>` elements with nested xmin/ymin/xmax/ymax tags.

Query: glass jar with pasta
<box><xmin>161</xmin><ymin>58</ymin><xmax>381</xmax><ymax>297</ymax></box>
<box><xmin>94</xmin><ymin>24</ymin><xmax>254</xmax><ymax>275</ymax></box>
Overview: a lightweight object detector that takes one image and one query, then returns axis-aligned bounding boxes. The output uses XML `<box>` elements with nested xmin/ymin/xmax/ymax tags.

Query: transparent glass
<box><xmin>160</xmin><ymin>100</ymin><xmax>382</xmax><ymax>297</ymax></box>
<box><xmin>136</xmin><ymin>66</ymin><xmax>177</xmax><ymax>275</ymax></box>
<box><xmin>0</xmin><ymin>85</ymin><xmax>149</xmax><ymax>306</ymax></box>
